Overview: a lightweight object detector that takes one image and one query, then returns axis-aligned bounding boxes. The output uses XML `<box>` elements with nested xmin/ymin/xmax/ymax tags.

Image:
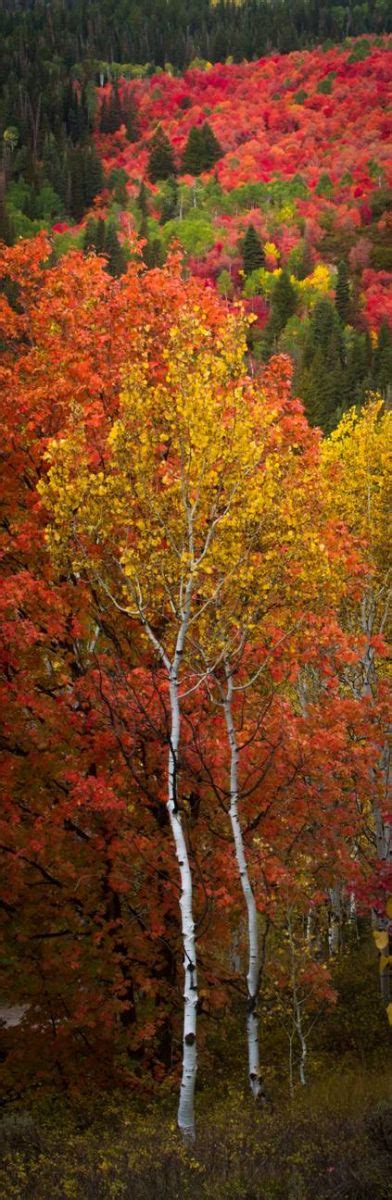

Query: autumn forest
<box><xmin>0</xmin><ymin>4</ymin><xmax>391</xmax><ymax>1197</ymax></box>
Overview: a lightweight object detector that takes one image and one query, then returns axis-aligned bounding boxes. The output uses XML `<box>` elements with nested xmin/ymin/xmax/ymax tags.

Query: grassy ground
<box><xmin>0</xmin><ymin>1071</ymin><xmax>391</xmax><ymax>1199</ymax></box>
<box><xmin>1</xmin><ymin>945</ymin><xmax>391</xmax><ymax>1197</ymax></box>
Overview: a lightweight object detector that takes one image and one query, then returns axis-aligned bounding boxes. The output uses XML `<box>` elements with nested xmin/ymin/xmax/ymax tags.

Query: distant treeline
<box><xmin>1</xmin><ymin>0</ymin><xmax>391</xmax><ymax>81</ymax></box>
<box><xmin>0</xmin><ymin>2</ymin><xmax>390</xmax><ymax>239</ymax></box>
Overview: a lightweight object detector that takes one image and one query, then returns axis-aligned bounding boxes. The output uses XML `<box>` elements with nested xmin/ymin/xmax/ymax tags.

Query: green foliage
<box><xmin>348</xmin><ymin>38</ymin><xmax>371</xmax><ymax>62</ymax></box>
<box><xmin>316</xmin><ymin>72</ymin><xmax>336</xmax><ymax>94</ymax></box>
<box><xmin>181</xmin><ymin>123</ymin><xmax>222</xmax><ymax>175</ymax></box>
<box><xmin>82</xmin><ymin>217</ymin><xmax>128</xmax><ymax>276</ymax></box>
<box><xmin>161</xmin><ymin>210</ymin><xmax>214</xmax><ymax>256</ymax></box>
<box><xmin>216</xmin><ymin>268</ymin><xmax>234</xmax><ymax>299</ymax></box>
<box><xmin>108</xmin><ymin>167</ymin><xmax>129</xmax><ymax>206</ymax></box>
<box><xmin>315</xmin><ymin>172</ymin><xmax>334</xmax><ymax>199</ymax></box>
<box><xmin>335</xmin><ymin>258</ymin><xmax>350</xmax><ymax>324</ymax></box>
<box><xmin>241</xmin><ymin>223</ymin><xmax>265</xmax><ymax>276</ymax></box>
<box><xmin>147</xmin><ymin>129</ymin><xmax>177</xmax><ymax>182</ymax></box>
<box><xmin>159</xmin><ymin>176</ymin><xmax>179</xmax><ymax>223</ymax></box>
<box><xmin>263</xmin><ymin>269</ymin><xmax>298</xmax><ymax>353</ymax></box>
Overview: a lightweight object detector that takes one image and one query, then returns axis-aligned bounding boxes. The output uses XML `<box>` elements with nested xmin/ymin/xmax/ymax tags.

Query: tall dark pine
<box><xmin>84</xmin><ymin>145</ymin><xmax>104</xmax><ymax>208</ymax></box>
<box><xmin>104</xmin><ymin>223</ymin><xmax>127</xmax><ymax>276</ymax></box>
<box><xmin>147</xmin><ymin>130</ymin><xmax>177</xmax><ymax>183</ymax></box>
<box><xmin>335</xmin><ymin>259</ymin><xmax>350</xmax><ymax>325</ymax></box>
<box><xmin>201</xmin><ymin>122</ymin><xmax>222</xmax><ymax>169</ymax></box>
<box><xmin>181</xmin><ymin>123</ymin><xmax>222</xmax><ymax>175</ymax></box>
<box><xmin>242</xmin><ymin>224</ymin><xmax>265</xmax><ymax>275</ymax></box>
<box><xmin>181</xmin><ymin>127</ymin><xmax>204</xmax><ymax>176</ymax></box>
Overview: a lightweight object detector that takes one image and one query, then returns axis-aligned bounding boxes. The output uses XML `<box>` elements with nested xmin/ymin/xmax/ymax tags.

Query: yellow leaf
<box><xmin>372</xmin><ymin>929</ymin><xmax>389</xmax><ymax>951</ymax></box>
<box><xmin>385</xmin><ymin>897</ymin><xmax>392</xmax><ymax>919</ymax></box>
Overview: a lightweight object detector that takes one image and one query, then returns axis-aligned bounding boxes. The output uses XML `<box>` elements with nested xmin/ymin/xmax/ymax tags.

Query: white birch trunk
<box><xmin>223</xmin><ymin>668</ymin><xmax>264</xmax><ymax>1101</ymax></box>
<box><xmin>143</xmin><ymin>580</ymin><xmax>198</xmax><ymax>1139</ymax></box>
<box><xmin>168</xmin><ymin>668</ymin><xmax>198</xmax><ymax>1140</ymax></box>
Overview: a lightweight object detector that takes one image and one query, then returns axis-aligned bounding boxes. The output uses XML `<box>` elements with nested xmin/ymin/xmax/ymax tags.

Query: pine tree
<box><xmin>69</xmin><ymin>148</ymin><xmax>86</xmax><ymax>220</ymax></box>
<box><xmin>263</xmin><ymin>268</ymin><xmax>297</xmax><ymax>355</ymax></box>
<box><xmin>181</xmin><ymin>127</ymin><xmax>204</xmax><ymax>176</ymax></box>
<box><xmin>147</xmin><ymin>130</ymin><xmax>176</xmax><ymax>183</ymax></box>
<box><xmin>372</xmin><ymin>322</ymin><xmax>392</xmax><ymax>400</ymax></box>
<box><xmin>124</xmin><ymin>94</ymin><xmax>139</xmax><ymax>142</ymax></box>
<box><xmin>181</xmin><ymin>123</ymin><xmax>222</xmax><ymax>176</ymax></box>
<box><xmin>159</xmin><ymin>177</ymin><xmax>179</xmax><ymax>223</ymax></box>
<box><xmin>95</xmin><ymin>217</ymin><xmax>106</xmax><ymax>253</ymax></box>
<box><xmin>83</xmin><ymin>217</ymin><xmax>98</xmax><ymax>253</ymax></box>
<box><xmin>201</xmin><ymin>122</ymin><xmax>222</xmax><ymax>169</ymax></box>
<box><xmin>104</xmin><ymin>223</ymin><xmax>127</xmax><ymax>277</ymax></box>
<box><xmin>241</xmin><ymin>224</ymin><xmax>265</xmax><ymax>275</ymax></box>
<box><xmin>0</xmin><ymin>193</ymin><xmax>14</xmax><ymax>245</ymax></box>
<box><xmin>335</xmin><ymin>259</ymin><xmax>350</xmax><ymax>325</ymax></box>
<box><xmin>84</xmin><ymin>145</ymin><xmax>104</xmax><ymax>208</ymax></box>
<box><xmin>137</xmin><ymin>180</ymin><xmax>150</xmax><ymax>218</ymax></box>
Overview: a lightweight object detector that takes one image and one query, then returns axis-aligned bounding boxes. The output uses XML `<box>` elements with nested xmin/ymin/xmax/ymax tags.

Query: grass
<box><xmin>0</xmin><ymin>1070</ymin><xmax>391</xmax><ymax>1199</ymax></box>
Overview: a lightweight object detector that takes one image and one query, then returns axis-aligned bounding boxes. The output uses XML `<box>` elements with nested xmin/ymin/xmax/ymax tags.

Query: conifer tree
<box><xmin>201</xmin><ymin>121</ymin><xmax>222</xmax><ymax>169</ymax></box>
<box><xmin>83</xmin><ymin>217</ymin><xmax>98</xmax><ymax>253</ymax></box>
<box><xmin>95</xmin><ymin>217</ymin><xmax>106</xmax><ymax>253</ymax></box>
<box><xmin>104</xmin><ymin>222</ymin><xmax>127</xmax><ymax>277</ymax></box>
<box><xmin>84</xmin><ymin>144</ymin><xmax>104</xmax><ymax>208</ymax></box>
<box><xmin>160</xmin><ymin>176</ymin><xmax>179</xmax><ymax>223</ymax></box>
<box><xmin>241</xmin><ymin>224</ymin><xmax>265</xmax><ymax>275</ymax></box>
<box><xmin>124</xmin><ymin>94</ymin><xmax>139</xmax><ymax>142</ymax></box>
<box><xmin>181</xmin><ymin>126</ymin><xmax>204</xmax><ymax>176</ymax></box>
<box><xmin>0</xmin><ymin>193</ymin><xmax>14</xmax><ymax>245</ymax></box>
<box><xmin>372</xmin><ymin>321</ymin><xmax>392</xmax><ymax>400</ymax></box>
<box><xmin>335</xmin><ymin>259</ymin><xmax>350</xmax><ymax>325</ymax></box>
<box><xmin>137</xmin><ymin>180</ymin><xmax>150</xmax><ymax>218</ymax></box>
<box><xmin>263</xmin><ymin>268</ymin><xmax>297</xmax><ymax>355</ymax></box>
<box><xmin>181</xmin><ymin>123</ymin><xmax>222</xmax><ymax>176</ymax></box>
<box><xmin>147</xmin><ymin>130</ymin><xmax>176</xmax><ymax>183</ymax></box>
<box><xmin>69</xmin><ymin>148</ymin><xmax>86</xmax><ymax>220</ymax></box>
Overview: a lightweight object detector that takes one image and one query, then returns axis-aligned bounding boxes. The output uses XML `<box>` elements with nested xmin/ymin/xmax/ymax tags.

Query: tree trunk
<box><xmin>223</xmin><ymin>668</ymin><xmax>264</xmax><ymax>1101</ymax></box>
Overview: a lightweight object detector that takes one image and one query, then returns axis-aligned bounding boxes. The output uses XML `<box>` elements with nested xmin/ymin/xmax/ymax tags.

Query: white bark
<box><xmin>142</xmin><ymin>577</ymin><xmax>198</xmax><ymax>1139</ymax></box>
<box><xmin>223</xmin><ymin>667</ymin><xmax>264</xmax><ymax>1101</ymax></box>
<box><xmin>168</xmin><ymin>665</ymin><xmax>198</xmax><ymax>1140</ymax></box>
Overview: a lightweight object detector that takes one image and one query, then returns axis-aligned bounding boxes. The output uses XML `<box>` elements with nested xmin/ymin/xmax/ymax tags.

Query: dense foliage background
<box><xmin>0</xmin><ymin>5</ymin><xmax>391</xmax><ymax>1193</ymax></box>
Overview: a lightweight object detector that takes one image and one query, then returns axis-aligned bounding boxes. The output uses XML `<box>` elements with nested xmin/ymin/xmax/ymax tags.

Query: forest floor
<box><xmin>0</xmin><ymin>1067</ymin><xmax>391</xmax><ymax>1198</ymax></box>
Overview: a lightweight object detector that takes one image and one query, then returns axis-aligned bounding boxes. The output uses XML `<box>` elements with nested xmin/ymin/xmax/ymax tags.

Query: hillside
<box><xmin>45</xmin><ymin>36</ymin><xmax>392</xmax><ymax>430</ymax></box>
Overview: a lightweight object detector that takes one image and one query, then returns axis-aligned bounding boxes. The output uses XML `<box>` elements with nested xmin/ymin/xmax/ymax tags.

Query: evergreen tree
<box><xmin>69</xmin><ymin>148</ymin><xmax>86</xmax><ymax>220</ymax></box>
<box><xmin>335</xmin><ymin>259</ymin><xmax>350</xmax><ymax>325</ymax></box>
<box><xmin>181</xmin><ymin>126</ymin><xmax>204</xmax><ymax>176</ymax></box>
<box><xmin>241</xmin><ymin>224</ymin><xmax>265</xmax><ymax>275</ymax></box>
<box><xmin>263</xmin><ymin>268</ymin><xmax>297</xmax><ymax>353</ymax></box>
<box><xmin>95</xmin><ymin>217</ymin><xmax>106</xmax><ymax>253</ymax></box>
<box><xmin>84</xmin><ymin>144</ymin><xmax>104</xmax><ymax>208</ymax></box>
<box><xmin>147</xmin><ymin>130</ymin><xmax>176</xmax><ymax>183</ymax></box>
<box><xmin>104</xmin><ymin>223</ymin><xmax>127</xmax><ymax>276</ymax></box>
<box><xmin>372</xmin><ymin>321</ymin><xmax>392</xmax><ymax>400</ymax></box>
<box><xmin>0</xmin><ymin>193</ymin><xmax>14</xmax><ymax>245</ymax></box>
<box><xmin>201</xmin><ymin>121</ymin><xmax>222</xmax><ymax>169</ymax></box>
<box><xmin>137</xmin><ymin>180</ymin><xmax>150</xmax><ymax>218</ymax></box>
<box><xmin>181</xmin><ymin>123</ymin><xmax>222</xmax><ymax>176</ymax></box>
<box><xmin>100</xmin><ymin>85</ymin><xmax>123</xmax><ymax>134</ymax></box>
<box><xmin>159</xmin><ymin>177</ymin><xmax>179</xmax><ymax>223</ymax></box>
<box><xmin>143</xmin><ymin>235</ymin><xmax>164</xmax><ymax>268</ymax></box>
<box><xmin>124</xmin><ymin>95</ymin><xmax>139</xmax><ymax>142</ymax></box>
<box><xmin>83</xmin><ymin>217</ymin><xmax>98</xmax><ymax>253</ymax></box>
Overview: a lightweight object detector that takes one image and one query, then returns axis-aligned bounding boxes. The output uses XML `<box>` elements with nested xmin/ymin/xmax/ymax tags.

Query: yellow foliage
<box><xmin>40</xmin><ymin>302</ymin><xmax>352</xmax><ymax>672</ymax></box>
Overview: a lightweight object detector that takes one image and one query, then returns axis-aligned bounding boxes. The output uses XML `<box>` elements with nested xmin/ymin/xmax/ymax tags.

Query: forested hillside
<box><xmin>0</xmin><ymin>9</ymin><xmax>391</xmax><ymax>1198</ymax></box>
<box><xmin>1</xmin><ymin>34</ymin><xmax>391</xmax><ymax>430</ymax></box>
